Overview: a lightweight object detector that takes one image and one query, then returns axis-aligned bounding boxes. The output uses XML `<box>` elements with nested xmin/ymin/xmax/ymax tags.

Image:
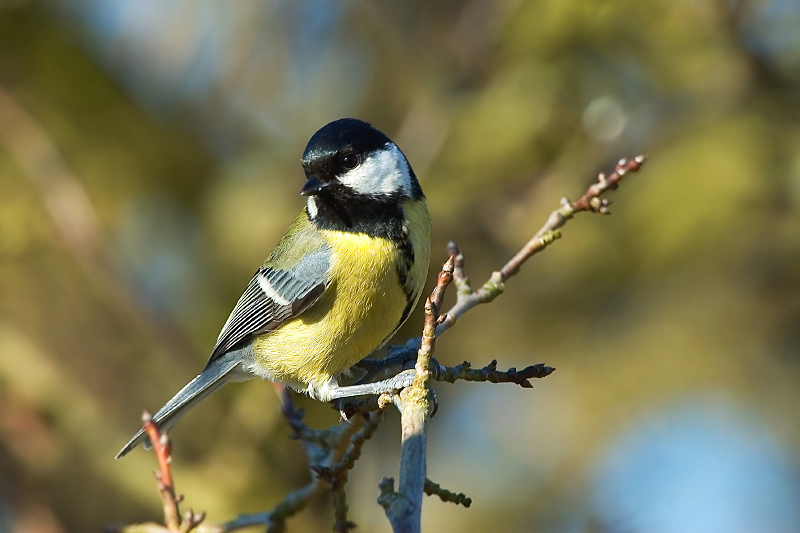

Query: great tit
<box><xmin>117</xmin><ymin>118</ymin><xmax>431</xmax><ymax>458</ymax></box>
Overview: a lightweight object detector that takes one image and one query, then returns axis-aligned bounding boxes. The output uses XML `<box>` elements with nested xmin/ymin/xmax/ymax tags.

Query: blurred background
<box><xmin>1</xmin><ymin>0</ymin><xmax>799</xmax><ymax>531</ymax></box>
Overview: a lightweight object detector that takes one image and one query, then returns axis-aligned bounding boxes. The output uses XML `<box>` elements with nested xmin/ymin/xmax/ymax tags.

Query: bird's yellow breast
<box><xmin>252</xmin><ymin>199</ymin><xmax>430</xmax><ymax>393</ymax></box>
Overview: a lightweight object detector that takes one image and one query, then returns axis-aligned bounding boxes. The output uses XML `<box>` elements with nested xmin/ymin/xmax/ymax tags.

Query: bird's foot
<box><xmin>328</xmin><ymin>369</ymin><xmax>416</xmax><ymax>400</ymax></box>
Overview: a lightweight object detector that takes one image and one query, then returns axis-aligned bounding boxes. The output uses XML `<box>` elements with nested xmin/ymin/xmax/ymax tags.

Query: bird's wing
<box><xmin>206</xmin><ymin>247</ymin><xmax>330</xmax><ymax>366</ymax></box>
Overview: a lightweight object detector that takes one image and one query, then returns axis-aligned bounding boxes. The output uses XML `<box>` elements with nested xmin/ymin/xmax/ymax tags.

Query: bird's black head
<box><xmin>299</xmin><ymin>118</ymin><xmax>424</xmax><ymax>230</ymax></box>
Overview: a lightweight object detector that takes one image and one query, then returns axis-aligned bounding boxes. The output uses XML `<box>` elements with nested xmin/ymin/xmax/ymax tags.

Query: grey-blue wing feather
<box><xmin>116</xmin><ymin>246</ymin><xmax>331</xmax><ymax>458</ymax></box>
<box><xmin>207</xmin><ymin>248</ymin><xmax>330</xmax><ymax>365</ymax></box>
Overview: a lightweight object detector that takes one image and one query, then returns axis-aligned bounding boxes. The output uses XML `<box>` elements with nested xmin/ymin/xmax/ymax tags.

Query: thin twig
<box><xmin>217</xmin><ymin>390</ymin><xmax>382</xmax><ymax>532</ymax></box>
<box><xmin>355</xmin><ymin>342</ymin><xmax>420</xmax><ymax>383</ymax></box>
<box><xmin>436</xmin><ymin>156</ymin><xmax>647</xmax><ymax>336</ymax></box>
<box><xmin>218</xmin><ymin>480</ymin><xmax>325</xmax><ymax>533</ymax></box>
<box><xmin>434</xmin><ymin>360</ymin><xmax>555</xmax><ymax>388</ymax></box>
<box><xmin>502</xmin><ymin>155</ymin><xmax>647</xmax><ymax>279</ymax></box>
<box><xmin>423</xmin><ymin>479</ymin><xmax>472</xmax><ymax>508</ymax></box>
<box><xmin>331</xmin><ymin>484</ymin><xmax>356</xmax><ymax>533</ymax></box>
<box><xmin>143</xmin><ymin>414</ymin><xmax>177</xmax><ymax>532</ymax></box>
<box><xmin>312</xmin><ymin>409</ymin><xmax>386</xmax><ymax>532</ymax></box>
<box><xmin>281</xmin><ymin>387</ymin><xmax>332</xmax><ymax>448</ymax></box>
<box><xmin>313</xmin><ymin>410</ymin><xmax>386</xmax><ymax>480</ymax></box>
<box><xmin>360</xmin><ymin>156</ymin><xmax>647</xmax><ymax>382</ymax></box>
<box><xmin>142</xmin><ymin>415</ymin><xmax>177</xmax><ymax>524</ymax></box>
<box><xmin>110</xmin><ymin>413</ymin><xmax>205</xmax><ymax>533</ymax></box>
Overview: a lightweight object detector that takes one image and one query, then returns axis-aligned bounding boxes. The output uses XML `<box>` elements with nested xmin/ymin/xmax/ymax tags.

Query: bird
<box><xmin>116</xmin><ymin>118</ymin><xmax>431</xmax><ymax>458</ymax></box>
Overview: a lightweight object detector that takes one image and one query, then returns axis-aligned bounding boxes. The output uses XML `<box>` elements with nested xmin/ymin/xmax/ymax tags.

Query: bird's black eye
<box><xmin>342</xmin><ymin>153</ymin><xmax>358</xmax><ymax>170</ymax></box>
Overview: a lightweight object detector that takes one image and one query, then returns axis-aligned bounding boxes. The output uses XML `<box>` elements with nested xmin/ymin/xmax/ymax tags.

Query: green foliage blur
<box><xmin>1</xmin><ymin>1</ymin><xmax>799</xmax><ymax>531</ymax></box>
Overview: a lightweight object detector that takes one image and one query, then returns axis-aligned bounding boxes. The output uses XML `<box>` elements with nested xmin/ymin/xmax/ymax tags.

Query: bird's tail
<box><xmin>115</xmin><ymin>349</ymin><xmax>251</xmax><ymax>458</ymax></box>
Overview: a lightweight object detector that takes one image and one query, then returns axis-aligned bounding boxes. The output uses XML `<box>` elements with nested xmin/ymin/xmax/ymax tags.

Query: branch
<box><xmin>143</xmin><ymin>413</ymin><xmax>181</xmax><ymax>532</ymax></box>
<box><xmin>379</xmin><ymin>257</ymin><xmax>455</xmax><ymax>533</ymax></box>
<box><xmin>312</xmin><ymin>409</ymin><xmax>385</xmax><ymax>533</ymax></box>
<box><xmin>434</xmin><ymin>360</ymin><xmax>555</xmax><ymax>388</ymax></box>
<box><xmin>110</xmin><ymin>413</ymin><xmax>205</xmax><ymax>533</ymax></box>
<box><xmin>354</xmin><ymin>343</ymin><xmax>421</xmax><ymax>383</ymax></box>
<box><xmin>423</xmin><ymin>479</ymin><xmax>471</xmax><ymax>508</ymax></box>
<box><xmin>312</xmin><ymin>410</ymin><xmax>386</xmax><ymax>480</ymax></box>
<box><xmin>117</xmin><ymin>155</ymin><xmax>646</xmax><ymax>532</ymax></box>
<box><xmin>357</xmin><ymin>155</ymin><xmax>647</xmax><ymax>383</ymax></box>
<box><xmin>219</xmin><ymin>480</ymin><xmax>325</xmax><ymax>533</ymax></box>
<box><xmin>376</xmin><ymin>155</ymin><xmax>645</xmax><ymax>530</ymax></box>
<box><xmin>220</xmin><ymin>388</ymin><xmax>387</xmax><ymax>533</ymax></box>
<box><xmin>437</xmin><ymin>155</ymin><xmax>647</xmax><ymax>336</ymax></box>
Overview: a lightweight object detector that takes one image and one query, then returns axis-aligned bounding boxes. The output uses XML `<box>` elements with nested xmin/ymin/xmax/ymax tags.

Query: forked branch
<box><xmin>436</xmin><ymin>156</ymin><xmax>647</xmax><ymax>337</ymax></box>
<box><xmin>114</xmin><ymin>155</ymin><xmax>646</xmax><ymax>533</ymax></box>
<box><xmin>378</xmin><ymin>257</ymin><xmax>455</xmax><ymax>533</ymax></box>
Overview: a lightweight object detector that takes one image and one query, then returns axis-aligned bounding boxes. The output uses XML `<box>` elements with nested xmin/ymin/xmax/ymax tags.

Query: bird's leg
<box><xmin>327</xmin><ymin>369</ymin><xmax>417</xmax><ymax>400</ymax></box>
<box><xmin>353</xmin><ymin>348</ymin><xmax>417</xmax><ymax>384</ymax></box>
<box><xmin>332</xmin><ymin>371</ymin><xmax>440</xmax><ymax>421</ymax></box>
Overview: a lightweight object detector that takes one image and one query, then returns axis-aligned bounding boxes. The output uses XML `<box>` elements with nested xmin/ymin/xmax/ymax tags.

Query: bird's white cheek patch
<box><xmin>338</xmin><ymin>143</ymin><xmax>411</xmax><ymax>197</ymax></box>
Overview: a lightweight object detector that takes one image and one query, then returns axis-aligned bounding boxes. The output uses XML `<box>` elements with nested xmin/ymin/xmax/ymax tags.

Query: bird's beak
<box><xmin>300</xmin><ymin>178</ymin><xmax>330</xmax><ymax>196</ymax></box>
